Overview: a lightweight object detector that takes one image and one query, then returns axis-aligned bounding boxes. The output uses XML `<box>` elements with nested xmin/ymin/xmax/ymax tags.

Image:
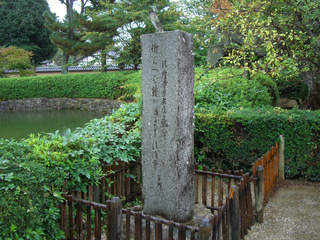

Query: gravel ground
<box><xmin>245</xmin><ymin>180</ymin><xmax>320</xmax><ymax>240</ymax></box>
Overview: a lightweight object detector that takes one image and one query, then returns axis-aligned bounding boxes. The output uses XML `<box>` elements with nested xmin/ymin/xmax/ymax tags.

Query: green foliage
<box><xmin>104</xmin><ymin>0</ymin><xmax>181</xmax><ymax>67</ymax></box>
<box><xmin>195</xmin><ymin>68</ymin><xmax>272</xmax><ymax>112</ymax></box>
<box><xmin>0</xmin><ymin>0</ymin><xmax>57</xmax><ymax>65</ymax></box>
<box><xmin>178</xmin><ymin>0</ymin><xmax>217</xmax><ymax>66</ymax></box>
<box><xmin>0</xmin><ymin>102</ymin><xmax>141</xmax><ymax>239</ymax></box>
<box><xmin>212</xmin><ymin>0</ymin><xmax>320</xmax><ymax>108</ymax></box>
<box><xmin>251</xmin><ymin>72</ymin><xmax>280</xmax><ymax>105</ymax></box>
<box><xmin>0</xmin><ymin>139</ymin><xmax>65</xmax><ymax>239</ymax></box>
<box><xmin>74</xmin><ymin>0</ymin><xmax>123</xmax><ymax>71</ymax></box>
<box><xmin>277</xmin><ymin>76</ymin><xmax>309</xmax><ymax>102</ymax></box>
<box><xmin>76</xmin><ymin>102</ymin><xmax>141</xmax><ymax>164</ymax></box>
<box><xmin>195</xmin><ymin>107</ymin><xmax>320</xmax><ymax>181</ymax></box>
<box><xmin>45</xmin><ymin>0</ymin><xmax>92</xmax><ymax>72</ymax></box>
<box><xmin>0</xmin><ymin>46</ymin><xmax>34</xmax><ymax>77</ymax></box>
<box><xmin>0</xmin><ymin>72</ymin><xmax>136</xmax><ymax>100</ymax></box>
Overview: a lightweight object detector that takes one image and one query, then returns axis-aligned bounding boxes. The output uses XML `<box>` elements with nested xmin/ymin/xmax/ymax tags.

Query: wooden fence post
<box><xmin>199</xmin><ymin>216</ymin><xmax>214</xmax><ymax>240</ymax></box>
<box><xmin>130</xmin><ymin>163</ymin><xmax>141</xmax><ymax>201</ymax></box>
<box><xmin>230</xmin><ymin>185</ymin><xmax>241</xmax><ymax>240</ymax></box>
<box><xmin>279</xmin><ymin>135</ymin><xmax>285</xmax><ymax>181</ymax></box>
<box><xmin>93</xmin><ymin>184</ymin><xmax>100</xmax><ymax>203</ymax></box>
<box><xmin>108</xmin><ymin>197</ymin><xmax>122</xmax><ymax>240</ymax></box>
<box><xmin>255</xmin><ymin>166</ymin><xmax>264</xmax><ymax>223</ymax></box>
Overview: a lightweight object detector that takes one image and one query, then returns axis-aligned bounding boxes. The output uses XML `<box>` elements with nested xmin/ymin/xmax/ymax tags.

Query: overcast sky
<box><xmin>47</xmin><ymin>0</ymin><xmax>82</xmax><ymax>20</ymax></box>
<box><xmin>47</xmin><ymin>0</ymin><xmax>180</xmax><ymax>20</ymax></box>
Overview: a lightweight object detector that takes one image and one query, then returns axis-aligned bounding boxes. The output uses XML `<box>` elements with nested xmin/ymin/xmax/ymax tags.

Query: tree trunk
<box><xmin>62</xmin><ymin>54</ymin><xmax>69</xmax><ymax>74</ymax></box>
<box><xmin>301</xmin><ymin>71</ymin><xmax>320</xmax><ymax>109</ymax></box>
<box><xmin>101</xmin><ymin>51</ymin><xmax>107</xmax><ymax>72</ymax></box>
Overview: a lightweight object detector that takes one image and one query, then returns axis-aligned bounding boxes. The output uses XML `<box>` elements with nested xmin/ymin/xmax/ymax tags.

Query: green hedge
<box><xmin>0</xmin><ymin>72</ymin><xmax>137</xmax><ymax>100</ymax></box>
<box><xmin>195</xmin><ymin>107</ymin><xmax>320</xmax><ymax>181</ymax></box>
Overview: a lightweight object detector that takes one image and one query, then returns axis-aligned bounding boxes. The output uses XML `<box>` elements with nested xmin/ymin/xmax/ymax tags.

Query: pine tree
<box><xmin>111</xmin><ymin>0</ymin><xmax>181</xmax><ymax>68</ymax></box>
<box><xmin>74</xmin><ymin>0</ymin><xmax>122</xmax><ymax>72</ymax></box>
<box><xmin>45</xmin><ymin>0</ymin><xmax>91</xmax><ymax>73</ymax></box>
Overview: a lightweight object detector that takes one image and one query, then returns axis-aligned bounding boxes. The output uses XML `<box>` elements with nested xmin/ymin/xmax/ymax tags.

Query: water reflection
<box><xmin>0</xmin><ymin>110</ymin><xmax>106</xmax><ymax>139</ymax></box>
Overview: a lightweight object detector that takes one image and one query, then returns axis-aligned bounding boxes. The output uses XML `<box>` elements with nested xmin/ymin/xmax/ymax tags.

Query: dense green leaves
<box><xmin>111</xmin><ymin>0</ymin><xmax>181</xmax><ymax>67</ymax></box>
<box><xmin>0</xmin><ymin>0</ymin><xmax>57</xmax><ymax>64</ymax></box>
<box><xmin>76</xmin><ymin>103</ymin><xmax>141</xmax><ymax>164</ymax></box>
<box><xmin>195</xmin><ymin>107</ymin><xmax>320</xmax><ymax>180</ymax></box>
<box><xmin>0</xmin><ymin>46</ymin><xmax>34</xmax><ymax>77</ymax></box>
<box><xmin>211</xmin><ymin>0</ymin><xmax>320</xmax><ymax>108</ymax></box>
<box><xmin>0</xmin><ymin>102</ymin><xmax>141</xmax><ymax>239</ymax></box>
<box><xmin>195</xmin><ymin>68</ymin><xmax>272</xmax><ymax>112</ymax></box>
<box><xmin>0</xmin><ymin>72</ymin><xmax>136</xmax><ymax>100</ymax></box>
<box><xmin>177</xmin><ymin>0</ymin><xmax>216</xmax><ymax>66</ymax></box>
<box><xmin>0</xmin><ymin>139</ymin><xmax>64</xmax><ymax>239</ymax></box>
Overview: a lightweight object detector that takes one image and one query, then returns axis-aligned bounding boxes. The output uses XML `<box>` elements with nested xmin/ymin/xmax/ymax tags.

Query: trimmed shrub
<box><xmin>195</xmin><ymin>68</ymin><xmax>272</xmax><ymax>112</ymax></box>
<box><xmin>0</xmin><ymin>72</ymin><xmax>137</xmax><ymax>100</ymax></box>
<box><xmin>195</xmin><ymin>107</ymin><xmax>320</xmax><ymax>181</ymax></box>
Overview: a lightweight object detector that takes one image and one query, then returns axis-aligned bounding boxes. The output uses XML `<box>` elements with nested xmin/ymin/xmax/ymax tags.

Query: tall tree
<box><xmin>0</xmin><ymin>0</ymin><xmax>56</xmax><ymax>65</ymax></box>
<box><xmin>178</xmin><ymin>0</ymin><xmax>216</xmax><ymax>66</ymax></box>
<box><xmin>210</xmin><ymin>0</ymin><xmax>320</xmax><ymax>109</ymax></box>
<box><xmin>74</xmin><ymin>0</ymin><xmax>121</xmax><ymax>72</ymax></box>
<box><xmin>112</xmin><ymin>0</ymin><xmax>181</xmax><ymax>68</ymax></box>
<box><xmin>74</xmin><ymin>0</ymin><xmax>180</xmax><ymax>70</ymax></box>
<box><xmin>45</xmin><ymin>0</ymin><xmax>90</xmax><ymax>73</ymax></box>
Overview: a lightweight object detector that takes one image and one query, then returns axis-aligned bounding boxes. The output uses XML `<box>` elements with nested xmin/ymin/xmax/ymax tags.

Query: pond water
<box><xmin>0</xmin><ymin>110</ymin><xmax>107</xmax><ymax>139</ymax></box>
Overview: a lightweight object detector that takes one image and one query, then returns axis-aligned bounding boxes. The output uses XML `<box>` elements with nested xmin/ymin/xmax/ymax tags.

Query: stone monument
<box><xmin>141</xmin><ymin>30</ymin><xmax>195</xmax><ymax>222</ymax></box>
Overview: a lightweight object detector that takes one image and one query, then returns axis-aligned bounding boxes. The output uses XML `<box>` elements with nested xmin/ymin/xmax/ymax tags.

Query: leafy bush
<box><xmin>251</xmin><ymin>73</ymin><xmax>280</xmax><ymax>105</ymax></box>
<box><xmin>0</xmin><ymin>46</ymin><xmax>34</xmax><ymax>77</ymax></box>
<box><xmin>75</xmin><ymin>102</ymin><xmax>141</xmax><ymax>164</ymax></box>
<box><xmin>0</xmin><ymin>103</ymin><xmax>141</xmax><ymax>239</ymax></box>
<box><xmin>0</xmin><ymin>71</ymin><xmax>137</xmax><ymax>100</ymax></box>
<box><xmin>195</xmin><ymin>107</ymin><xmax>320</xmax><ymax>181</ymax></box>
<box><xmin>0</xmin><ymin>140</ymin><xmax>64</xmax><ymax>239</ymax></box>
<box><xmin>195</xmin><ymin>68</ymin><xmax>272</xmax><ymax>112</ymax></box>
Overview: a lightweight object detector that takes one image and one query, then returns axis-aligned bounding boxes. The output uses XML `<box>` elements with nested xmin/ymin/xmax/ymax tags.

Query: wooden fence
<box><xmin>66</xmin><ymin>161</ymin><xmax>141</xmax><ymax>204</ymax></box>
<box><xmin>60</xmin><ymin>142</ymin><xmax>280</xmax><ymax>240</ymax></box>
<box><xmin>195</xmin><ymin>169</ymin><xmax>241</xmax><ymax>240</ymax></box>
<box><xmin>60</xmin><ymin>194</ymin><xmax>112</xmax><ymax>240</ymax></box>
<box><xmin>235</xmin><ymin>173</ymin><xmax>254</xmax><ymax>239</ymax></box>
<box><xmin>122</xmin><ymin>206</ymin><xmax>199</xmax><ymax>240</ymax></box>
<box><xmin>252</xmin><ymin>143</ymin><xmax>279</xmax><ymax>201</ymax></box>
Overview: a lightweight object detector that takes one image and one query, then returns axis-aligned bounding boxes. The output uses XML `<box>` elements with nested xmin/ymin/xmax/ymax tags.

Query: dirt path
<box><xmin>245</xmin><ymin>181</ymin><xmax>320</xmax><ymax>240</ymax></box>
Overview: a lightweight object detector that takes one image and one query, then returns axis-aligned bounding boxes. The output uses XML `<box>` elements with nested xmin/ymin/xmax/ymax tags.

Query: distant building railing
<box><xmin>3</xmin><ymin>64</ymin><xmax>141</xmax><ymax>74</ymax></box>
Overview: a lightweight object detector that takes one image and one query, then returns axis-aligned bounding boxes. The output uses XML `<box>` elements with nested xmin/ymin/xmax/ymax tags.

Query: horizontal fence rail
<box><xmin>122</xmin><ymin>207</ymin><xmax>199</xmax><ymax>240</ymax></box>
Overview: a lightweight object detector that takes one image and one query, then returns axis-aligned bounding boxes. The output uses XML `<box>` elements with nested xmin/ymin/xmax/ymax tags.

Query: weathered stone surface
<box><xmin>278</xmin><ymin>98</ymin><xmax>298</xmax><ymax>109</ymax></box>
<box><xmin>141</xmin><ymin>30</ymin><xmax>195</xmax><ymax>222</ymax></box>
<box><xmin>0</xmin><ymin>98</ymin><xmax>121</xmax><ymax>113</ymax></box>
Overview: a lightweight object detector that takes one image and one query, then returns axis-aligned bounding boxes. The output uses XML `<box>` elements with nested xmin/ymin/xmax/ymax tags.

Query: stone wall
<box><xmin>0</xmin><ymin>98</ymin><xmax>121</xmax><ymax>113</ymax></box>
